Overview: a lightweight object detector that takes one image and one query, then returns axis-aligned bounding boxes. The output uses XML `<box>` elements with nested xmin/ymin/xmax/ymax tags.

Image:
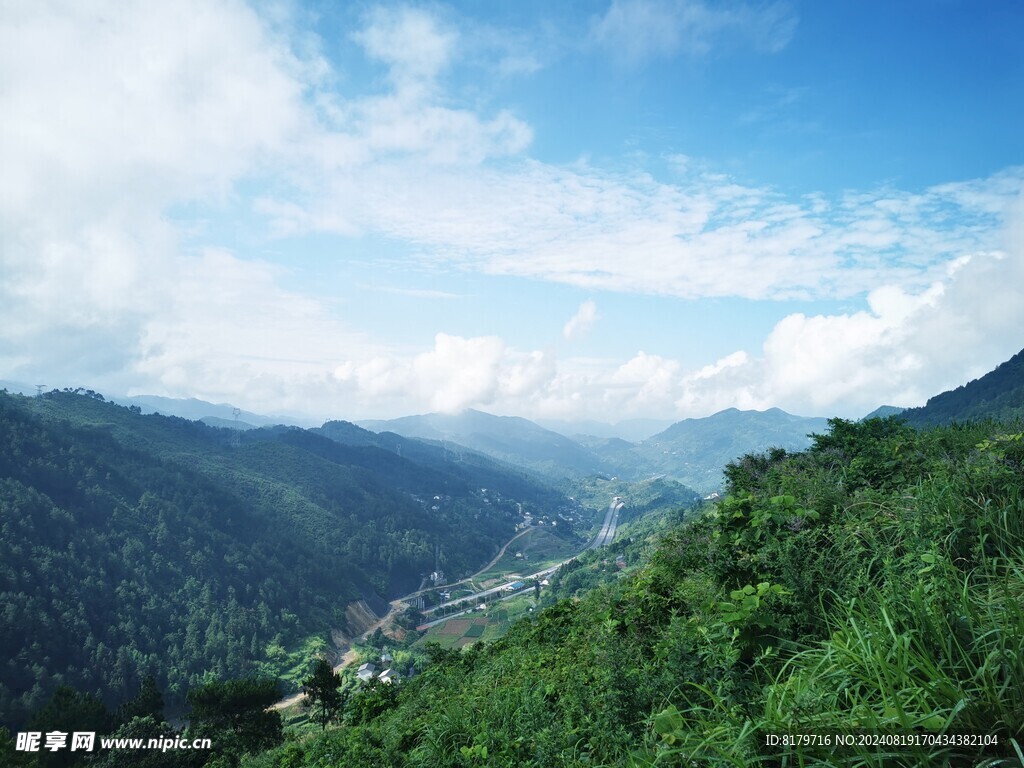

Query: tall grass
<box><xmin>637</xmin><ymin>429</ymin><xmax>1024</xmax><ymax>767</ymax></box>
<box><xmin>759</xmin><ymin>560</ymin><xmax>1024</xmax><ymax>766</ymax></box>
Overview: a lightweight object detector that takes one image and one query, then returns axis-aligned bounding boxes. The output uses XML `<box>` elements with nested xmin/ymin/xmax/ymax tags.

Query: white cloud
<box><xmin>354</xmin><ymin>6</ymin><xmax>456</xmax><ymax>93</ymax></box>
<box><xmin>363</xmin><ymin>285</ymin><xmax>465</xmax><ymax>300</ymax></box>
<box><xmin>665</xmin><ymin>203</ymin><xmax>1024</xmax><ymax>418</ymax></box>
<box><xmin>320</xmin><ymin>198</ymin><xmax>1024</xmax><ymax>421</ymax></box>
<box><xmin>133</xmin><ymin>249</ymin><xmax>375</xmax><ymax>414</ymax></box>
<box><xmin>2</xmin><ymin>1</ymin><xmax>1022</xmax><ymax>426</ymax></box>
<box><xmin>337</xmin><ymin>6</ymin><xmax>533</xmax><ymax>165</ymax></box>
<box><xmin>0</xmin><ymin>0</ymin><xmax>315</xmax><ymax>389</ymax></box>
<box><xmin>285</xmin><ymin>158</ymin><xmax>1022</xmax><ymax>303</ymax></box>
<box><xmin>0</xmin><ymin>1</ymin><xmax>529</xmax><ymax>405</ymax></box>
<box><xmin>500</xmin><ymin>350</ymin><xmax>558</xmax><ymax>399</ymax></box>
<box><xmin>413</xmin><ymin>334</ymin><xmax>505</xmax><ymax>412</ymax></box>
<box><xmin>563</xmin><ymin>300</ymin><xmax>600</xmax><ymax>341</ymax></box>
<box><xmin>0</xmin><ymin>0</ymin><xmax>308</xmax><ymax>220</ymax></box>
<box><xmin>607</xmin><ymin>352</ymin><xmax>683</xmax><ymax>413</ymax></box>
<box><xmin>332</xmin><ymin>333</ymin><xmax>558</xmax><ymax>416</ymax></box>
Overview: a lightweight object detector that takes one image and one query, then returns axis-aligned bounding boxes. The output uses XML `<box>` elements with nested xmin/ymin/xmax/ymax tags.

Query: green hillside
<box><xmin>901</xmin><ymin>347</ymin><xmax>1024</xmax><ymax>427</ymax></box>
<box><xmin>315</xmin><ymin>420</ymin><xmax>577</xmax><ymax>515</ymax></box>
<box><xmin>0</xmin><ymin>391</ymin><xmax>571</xmax><ymax>728</ymax></box>
<box><xmin>7</xmin><ymin>385</ymin><xmax>1024</xmax><ymax>765</ymax></box>
<box><xmin>238</xmin><ymin>416</ymin><xmax>1024</xmax><ymax>767</ymax></box>
<box><xmin>861</xmin><ymin>404</ymin><xmax>905</xmax><ymax>420</ymax></box>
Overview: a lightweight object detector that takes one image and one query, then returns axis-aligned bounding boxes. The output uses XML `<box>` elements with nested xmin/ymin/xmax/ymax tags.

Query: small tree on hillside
<box><xmin>302</xmin><ymin>658</ymin><xmax>344</xmax><ymax>730</ymax></box>
<box><xmin>187</xmin><ymin>677</ymin><xmax>282</xmax><ymax>763</ymax></box>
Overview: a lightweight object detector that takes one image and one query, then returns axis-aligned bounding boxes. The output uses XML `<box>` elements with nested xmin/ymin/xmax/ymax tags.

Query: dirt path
<box><xmin>471</xmin><ymin>526</ymin><xmax>534</xmax><ymax>576</ymax></box>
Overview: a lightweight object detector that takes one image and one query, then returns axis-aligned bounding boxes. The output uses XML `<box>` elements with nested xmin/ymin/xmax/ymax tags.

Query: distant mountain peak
<box><xmin>639</xmin><ymin>408</ymin><xmax>831</xmax><ymax>493</ymax></box>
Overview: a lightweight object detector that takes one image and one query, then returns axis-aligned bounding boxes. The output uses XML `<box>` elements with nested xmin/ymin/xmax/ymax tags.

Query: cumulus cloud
<box><xmin>338</xmin><ymin>6</ymin><xmax>532</xmax><ymax>165</ymax></box>
<box><xmin>321</xmin><ymin>197</ymin><xmax>1024</xmax><ymax>421</ymax></box>
<box><xmin>0</xmin><ymin>1</ymin><xmax>529</xmax><ymax>406</ymax></box>
<box><xmin>354</xmin><ymin>6</ymin><xmax>456</xmax><ymax>90</ymax></box>
<box><xmin>333</xmin><ymin>333</ymin><xmax>558</xmax><ymax>415</ymax></box>
<box><xmin>0</xmin><ymin>0</ymin><xmax>314</xmax><ymax>391</ymax></box>
<box><xmin>0</xmin><ymin>1</ymin><xmax>308</xmax><ymax>219</ymax></box>
<box><xmin>670</xmin><ymin>204</ymin><xmax>1024</xmax><ymax>418</ymax></box>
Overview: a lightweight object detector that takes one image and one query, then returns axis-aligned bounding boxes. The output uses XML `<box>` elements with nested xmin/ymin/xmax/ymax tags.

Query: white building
<box><xmin>357</xmin><ymin>662</ymin><xmax>377</xmax><ymax>682</ymax></box>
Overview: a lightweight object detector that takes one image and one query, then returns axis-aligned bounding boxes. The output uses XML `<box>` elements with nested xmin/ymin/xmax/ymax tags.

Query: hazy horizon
<box><xmin>3</xmin><ymin>378</ymin><xmax>863</xmax><ymax>439</ymax></box>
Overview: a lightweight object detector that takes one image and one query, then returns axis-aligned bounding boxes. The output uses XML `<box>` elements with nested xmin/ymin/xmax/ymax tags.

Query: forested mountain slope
<box><xmin>359</xmin><ymin>409</ymin><xmax>607</xmax><ymax>479</ymax></box>
<box><xmin>0</xmin><ymin>391</ymin><xmax>571</xmax><ymax>727</ymax></box>
<box><xmin>900</xmin><ymin>346</ymin><xmax>1024</xmax><ymax>426</ymax></box>
<box><xmin>314</xmin><ymin>420</ymin><xmax>575</xmax><ymax>513</ymax></box>
<box><xmin>633</xmin><ymin>407</ymin><xmax>829</xmax><ymax>492</ymax></box>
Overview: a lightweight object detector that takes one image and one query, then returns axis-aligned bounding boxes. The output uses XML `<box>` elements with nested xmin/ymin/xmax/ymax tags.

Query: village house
<box><xmin>357</xmin><ymin>662</ymin><xmax>377</xmax><ymax>682</ymax></box>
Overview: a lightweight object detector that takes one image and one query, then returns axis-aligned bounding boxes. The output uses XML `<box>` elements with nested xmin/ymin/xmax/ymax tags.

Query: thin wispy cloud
<box><xmin>362</xmin><ymin>285</ymin><xmax>465</xmax><ymax>300</ymax></box>
<box><xmin>563</xmin><ymin>301</ymin><xmax>600</xmax><ymax>341</ymax></box>
<box><xmin>282</xmin><ymin>160</ymin><xmax>1021</xmax><ymax>302</ymax></box>
<box><xmin>590</xmin><ymin>0</ymin><xmax>798</xmax><ymax>64</ymax></box>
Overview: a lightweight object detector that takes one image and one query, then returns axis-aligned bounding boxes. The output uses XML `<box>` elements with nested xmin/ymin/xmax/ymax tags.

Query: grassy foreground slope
<box><xmin>246</xmin><ymin>417</ymin><xmax>1024</xmax><ymax>767</ymax></box>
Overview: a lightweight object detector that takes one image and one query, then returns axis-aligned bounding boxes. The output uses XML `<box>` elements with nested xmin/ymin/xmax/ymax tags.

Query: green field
<box><xmin>414</xmin><ymin>594</ymin><xmax>539</xmax><ymax>648</ymax></box>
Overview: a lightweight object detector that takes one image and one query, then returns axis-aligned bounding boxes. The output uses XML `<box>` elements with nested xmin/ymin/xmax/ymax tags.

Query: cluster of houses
<box><xmin>513</xmin><ymin>500</ymin><xmax>584</xmax><ymax>531</ymax></box>
<box><xmin>356</xmin><ymin>649</ymin><xmax>402</xmax><ymax>685</ymax></box>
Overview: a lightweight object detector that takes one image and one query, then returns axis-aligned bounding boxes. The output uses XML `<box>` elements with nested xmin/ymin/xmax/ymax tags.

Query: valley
<box><xmin>271</xmin><ymin>493</ymin><xmax>632</xmax><ymax>712</ymax></box>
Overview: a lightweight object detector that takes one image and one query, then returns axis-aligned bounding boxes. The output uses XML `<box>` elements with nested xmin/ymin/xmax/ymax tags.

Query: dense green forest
<box><xmin>224</xmin><ymin>416</ymin><xmax>1022</xmax><ymax>767</ymax></box>
<box><xmin>0</xmin><ymin>390</ymin><xmax>573</xmax><ymax>727</ymax></box>
<box><xmin>901</xmin><ymin>347</ymin><xmax>1024</xmax><ymax>427</ymax></box>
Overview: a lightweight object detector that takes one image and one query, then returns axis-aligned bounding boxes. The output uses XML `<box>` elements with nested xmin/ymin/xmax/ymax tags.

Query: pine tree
<box><xmin>301</xmin><ymin>658</ymin><xmax>344</xmax><ymax>730</ymax></box>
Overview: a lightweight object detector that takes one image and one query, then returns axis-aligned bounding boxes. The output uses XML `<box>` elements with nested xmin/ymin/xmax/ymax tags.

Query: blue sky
<box><xmin>1</xmin><ymin>0</ymin><xmax>1023</xmax><ymax>423</ymax></box>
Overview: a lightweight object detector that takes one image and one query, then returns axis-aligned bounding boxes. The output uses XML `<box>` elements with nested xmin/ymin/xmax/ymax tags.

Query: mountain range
<box><xmin>361</xmin><ymin>407</ymin><xmax>831</xmax><ymax>493</ymax></box>
<box><xmin>4</xmin><ymin>388</ymin><xmax>832</xmax><ymax>494</ymax></box>
<box><xmin>630</xmin><ymin>407</ymin><xmax>831</xmax><ymax>492</ymax></box>
<box><xmin>358</xmin><ymin>410</ymin><xmax>607</xmax><ymax>479</ymax></box>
